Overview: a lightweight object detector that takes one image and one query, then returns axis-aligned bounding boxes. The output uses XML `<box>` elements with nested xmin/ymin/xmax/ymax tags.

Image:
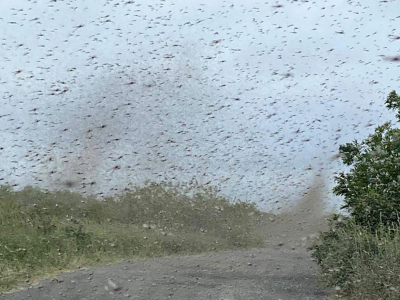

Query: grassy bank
<box><xmin>0</xmin><ymin>182</ymin><xmax>268</xmax><ymax>294</ymax></box>
<box><xmin>311</xmin><ymin>214</ymin><xmax>400</xmax><ymax>300</ymax></box>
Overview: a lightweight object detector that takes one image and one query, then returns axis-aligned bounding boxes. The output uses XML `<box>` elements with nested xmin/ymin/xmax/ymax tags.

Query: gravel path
<box><xmin>0</xmin><ymin>245</ymin><xmax>330</xmax><ymax>300</ymax></box>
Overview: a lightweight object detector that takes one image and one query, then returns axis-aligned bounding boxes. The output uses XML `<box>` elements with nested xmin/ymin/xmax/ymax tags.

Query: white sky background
<box><xmin>0</xmin><ymin>0</ymin><xmax>399</xmax><ymax>213</ymax></box>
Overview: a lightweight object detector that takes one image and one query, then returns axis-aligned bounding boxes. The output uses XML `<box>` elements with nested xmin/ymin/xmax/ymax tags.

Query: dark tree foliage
<box><xmin>333</xmin><ymin>90</ymin><xmax>400</xmax><ymax>231</ymax></box>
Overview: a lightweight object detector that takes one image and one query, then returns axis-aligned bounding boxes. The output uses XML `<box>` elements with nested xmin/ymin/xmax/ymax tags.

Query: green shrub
<box><xmin>311</xmin><ymin>91</ymin><xmax>400</xmax><ymax>299</ymax></box>
<box><xmin>333</xmin><ymin>90</ymin><xmax>400</xmax><ymax>232</ymax></box>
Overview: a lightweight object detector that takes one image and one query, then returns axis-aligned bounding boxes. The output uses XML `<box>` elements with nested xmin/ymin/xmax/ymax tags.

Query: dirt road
<box><xmin>0</xmin><ymin>244</ymin><xmax>331</xmax><ymax>300</ymax></box>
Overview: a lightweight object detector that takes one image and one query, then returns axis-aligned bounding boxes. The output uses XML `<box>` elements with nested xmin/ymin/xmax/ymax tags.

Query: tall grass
<box><xmin>311</xmin><ymin>214</ymin><xmax>400</xmax><ymax>299</ymax></box>
<box><xmin>0</xmin><ymin>182</ymin><xmax>267</xmax><ymax>294</ymax></box>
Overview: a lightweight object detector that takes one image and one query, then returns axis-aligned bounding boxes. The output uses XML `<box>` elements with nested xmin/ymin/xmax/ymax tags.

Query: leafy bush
<box><xmin>333</xmin><ymin>90</ymin><xmax>400</xmax><ymax>232</ymax></box>
<box><xmin>311</xmin><ymin>91</ymin><xmax>400</xmax><ymax>299</ymax></box>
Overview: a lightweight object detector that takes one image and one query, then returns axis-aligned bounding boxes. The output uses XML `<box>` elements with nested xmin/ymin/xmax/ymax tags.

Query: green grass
<box><xmin>0</xmin><ymin>182</ymin><xmax>268</xmax><ymax>294</ymax></box>
<box><xmin>310</xmin><ymin>214</ymin><xmax>400</xmax><ymax>300</ymax></box>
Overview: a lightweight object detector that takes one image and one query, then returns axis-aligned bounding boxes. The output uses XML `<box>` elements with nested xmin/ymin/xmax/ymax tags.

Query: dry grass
<box><xmin>311</xmin><ymin>215</ymin><xmax>400</xmax><ymax>300</ymax></box>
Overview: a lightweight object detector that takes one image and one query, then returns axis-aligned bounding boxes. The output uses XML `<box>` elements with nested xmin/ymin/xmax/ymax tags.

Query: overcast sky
<box><xmin>0</xmin><ymin>0</ymin><xmax>399</xmax><ymax>213</ymax></box>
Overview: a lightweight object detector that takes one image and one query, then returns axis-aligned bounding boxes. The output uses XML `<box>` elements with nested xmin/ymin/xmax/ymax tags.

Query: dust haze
<box><xmin>260</xmin><ymin>171</ymin><xmax>331</xmax><ymax>249</ymax></box>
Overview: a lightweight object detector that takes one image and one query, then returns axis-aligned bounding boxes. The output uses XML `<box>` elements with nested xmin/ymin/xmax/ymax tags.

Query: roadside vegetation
<box><xmin>0</xmin><ymin>180</ymin><xmax>269</xmax><ymax>294</ymax></box>
<box><xmin>311</xmin><ymin>90</ymin><xmax>400</xmax><ymax>300</ymax></box>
